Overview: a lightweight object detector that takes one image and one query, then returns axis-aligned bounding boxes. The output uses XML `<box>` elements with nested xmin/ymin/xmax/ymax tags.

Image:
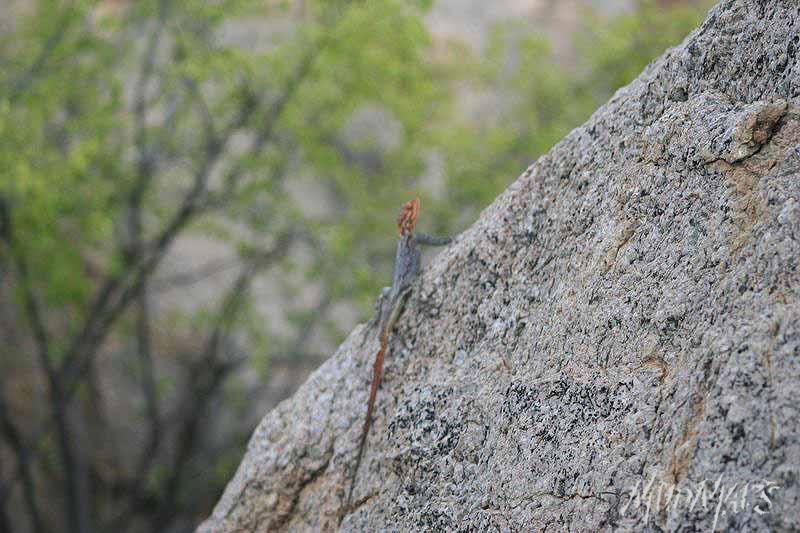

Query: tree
<box><xmin>0</xmin><ymin>1</ymin><xmax>444</xmax><ymax>531</ymax></box>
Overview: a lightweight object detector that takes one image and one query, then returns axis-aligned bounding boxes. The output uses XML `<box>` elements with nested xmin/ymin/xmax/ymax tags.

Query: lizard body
<box><xmin>346</xmin><ymin>198</ymin><xmax>450</xmax><ymax>508</ymax></box>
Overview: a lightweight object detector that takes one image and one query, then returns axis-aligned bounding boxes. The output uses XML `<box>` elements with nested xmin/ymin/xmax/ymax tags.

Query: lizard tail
<box><xmin>346</xmin><ymin>331</ymin><xmax>390</xmax><ymax>508</ymax></box>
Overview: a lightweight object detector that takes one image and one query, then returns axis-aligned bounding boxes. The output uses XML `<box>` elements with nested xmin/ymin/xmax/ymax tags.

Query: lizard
<box><xmin>346</xmin><ymin>197</ymin><xmax>451</xmax><ymax>509</ymax></box>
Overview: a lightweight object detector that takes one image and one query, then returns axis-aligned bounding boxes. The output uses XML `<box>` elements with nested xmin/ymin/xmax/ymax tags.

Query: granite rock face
<box><xmin>199</xmin><ymin>1</ymin><xmax>800</xmax><ymax>531</ymax></box>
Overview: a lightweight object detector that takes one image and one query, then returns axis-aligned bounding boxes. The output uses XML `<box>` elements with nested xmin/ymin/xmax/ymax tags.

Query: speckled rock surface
<box><xmin>199</xmin><ymin>1</ymin><xmax>800</xmax><ymax>531</ymax></box>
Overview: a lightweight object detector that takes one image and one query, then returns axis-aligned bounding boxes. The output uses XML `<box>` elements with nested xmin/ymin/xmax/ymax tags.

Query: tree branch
<box><xmin>150</xmin><ymin>256</ymin><xmax>242</xmax><ymax>291</ymax></box>
<box><xmin>108</xmin><ymin>232</ymin><xmax>295</xmax><ymax>531</ymax></box>
<box><xmin>132</xmin><ymin>285</ymin><xmax>161</xmax><ymax>477</ymax></box>
<box><xmin>0</xmin><ymin>390</ymin><xmax>45</xmax><ymax>533</ymax></box>
<box><xmin>0</xmin><ymin>198</ymin><xmax>9</xmax><ymax>289</ymax></box>
<box><xmin>155</xmin><ymin>232</ymin><xmax>295</xmax><ymax>529</ymax></box>
<box><xmin>56</xmin><ymin>81</ymin><xmax>257</xmax><ymax>398</ymax></box>
<box><xmin>2</xmin><ymin>208</ymin><xmax>88</xmax><ymax>533</ymax></box>
<box><xmin>9</xmin><ymin>7</ymin><xmax>73</xmax><ymax>103</ymax></box>
<box><xmin>55</xmin><ymin>25</ymin><xmax>329</xmax><ymax>399</ymax></box>
<box><xmin>123</xmin><ymin>0</ymin><xmax>170</xmax><ymax>498</ymax></box>
<box><xmin>0</xmin><ymin>83</ymin><xmax>257</xmax><ymax>512</ymax></box>
<box><xmin>218</xmin><ymin>40</ymin><xmax>322</xmax><ymax>201</ymax></box>
<box><xmin>125</xmin><ymin>0</ymin><xmax>169</xmax><ymax>264</ymax></box>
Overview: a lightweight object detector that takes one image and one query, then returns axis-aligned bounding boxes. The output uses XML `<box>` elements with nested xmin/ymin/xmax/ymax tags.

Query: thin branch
<box><xmin>132</xmin><ymin>285</ymin><xmax>160</xmax><ymax>478</ymax></box>
<box><xmin>0</xmin><ymin>198</ymin><xmax>9</xmax><ymax>289</ymax></box>
<box><xmin>0</xmin><ymin>500</ymin><xmax>8</xmax><ymax>533</ymax></box>
<box><xmin>124</xmin><ymin>0</ymin><xmax>170</xmax><ymax>498</ymax></box>
<box><xmin>56</xmin><ymin>26</ymin><xmax>326</xmax><ymax>399</ymax></box>
<box><xmin>154</xmin><ymin>234</ymin><xmax>295</xmax><ymax>529</ymax></box>
<box><xmin>54</xmin><ymin>72</ymin><xmax>255</xmax><ymax>405</ymax></box>
<box><xmin>133</xmin><ymin>1</ymin><xmax>168</xmax><ymax>136</ymax></box>
<box><xmin>56</xmin><ymin>85</ymin><xmax>257</xmax><ymax>397</ymax></box>
<box><xmin>0</xmin><ymin>390</ymin><xmax>46</xmax><ymax>533</ymax></box>
<box><xmin>84</xmin><ymin>123</ymin><xmax>160</xmax><ymax>511</ymax></box>
<box><xmin>218</xmin><ymin>42</ymin><xmax>322</xmax><ymax>201</ymax></box>
<box><xmin>109</xmin><ymin>232</ymin><xmax>294</xmax><ymax>531</ymax></box>
<box><xmin>3</xmin><ymin>212</ymin><xmax>87</xmax><ymax>533</ymax></box>
<box><xmin>182</xmin><ymin>76</ymin><xmax>217</xmax><ymax>150</ymax></box>
<box><xmin>125</xmin><ymin>0</ymin><xmax>169</xmax><ymax>263</ymax></box>
<box><xmin>150</xmin><ymin>256</ymin><xmax>242</xmax><ymax>291</ymax></box>
<box><xmin>149</xmin><ymin>355</ymin><xmax>242</xmax><ymax>530</ymax></box>
<box><xmin>0</xmin><ymin>84</ymin><xmax>256</xmax><ymax>508</ymax></box>
<box><xmin>9</xmin><ymin>7</ymin><xmax>73</xmax><ymax>103</ymax></box>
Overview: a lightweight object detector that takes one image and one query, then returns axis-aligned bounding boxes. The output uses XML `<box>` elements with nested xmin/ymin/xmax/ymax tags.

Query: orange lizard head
<box><xmin>396</xmin><ymin>198</ymin><xmax>419</xmax><ymax>236</ymax></box>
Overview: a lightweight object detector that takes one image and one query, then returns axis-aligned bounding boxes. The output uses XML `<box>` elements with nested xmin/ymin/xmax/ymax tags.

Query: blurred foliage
<box><xmin>0</xmin><ymin>0</ymin><xmax>712</xmax><ymax>531</ymax></box>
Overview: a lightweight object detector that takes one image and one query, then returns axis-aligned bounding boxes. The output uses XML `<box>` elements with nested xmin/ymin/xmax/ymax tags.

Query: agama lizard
<box><xmin>347</xmin><ymin>198</ymin><xmax>451</xmax><ymax>508</ymax></box>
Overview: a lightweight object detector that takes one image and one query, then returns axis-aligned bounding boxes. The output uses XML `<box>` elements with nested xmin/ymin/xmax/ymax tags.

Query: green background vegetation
<box><xmin>0</xmin><ymin>0</ymin><xmax>712</xmax><ymax>531</ymax></box>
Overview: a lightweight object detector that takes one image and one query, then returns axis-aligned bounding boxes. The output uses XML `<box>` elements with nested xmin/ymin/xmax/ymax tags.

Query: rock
<box><xmin>199</xmin><ymin>1</ymin><xmax>800</xmax><ymax>531</ymax></box>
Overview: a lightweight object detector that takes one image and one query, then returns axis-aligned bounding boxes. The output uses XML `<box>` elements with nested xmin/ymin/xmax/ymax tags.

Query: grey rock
<box><xmin>199</xmin><ymin>1</ymin><xmax>800</xmax><ymax>531</ymax></box>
